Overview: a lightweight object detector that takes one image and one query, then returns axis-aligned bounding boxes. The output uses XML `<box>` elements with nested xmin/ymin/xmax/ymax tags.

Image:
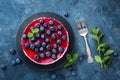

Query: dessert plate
<box><xmin>16</xmin><ymin>12</ymin><xmax>74</xmax><ymax>71</ymax></box>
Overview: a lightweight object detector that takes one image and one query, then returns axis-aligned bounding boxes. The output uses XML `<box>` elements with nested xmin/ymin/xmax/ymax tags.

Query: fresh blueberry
<box><xmin>62</xmin><ymin>35</ymin><xmax>67</xmax><ymax>40</ymax></box>
<box><xmin>35</xmin><ymin>23</ymin><xmax>40</xmax><ymax>28</ymax></box>
<box><xmin>49</xmin><ymin>20</ymin><xmax>54</xmax><ymax>26</ymax></box>
<box><xmin>113</xmin><ymin>53</ymin><xmax>118</xmax><ymax>57</ymax></box>
<box><xmin>71</xmin><ymin>70</ymin><xmax>76</xmax><ymax>76</ymax></box>
<box><xmin>40</xmin><ymin>53</ymin><xmax>45</xmax><ymax>58</ymax></box>
<box><xmin>58</xmin><ymin>25</ymin><xmax>62</xmax><ymax>30</ymax></box>
<box><xmin>34</xmin><ymin>48</ymin><xmax>39</xmax><ymax>52</ymax></box>
<box><xmin>39</xmin><ymin>47</ymin><xmax>44</xmax><ymax>52</ymax></box>
<box><xmin>30</xmin><ymin>44</ymin><xmax>35</xmax><ymax>50</ymax></box>
<box><xmin>41</xmin><ymin>34</ymin><xmax>45</xmax><ymax>39</ymax></box>
<box><xmin>52</xmin><ymin>49</ymin><xmax>57</xmax><ymax>54</ymax></box>
<box><xmin>57</xmin><ymin>40</ymin><xmax>62</xmax><ymax>44</ymax></box>
<box><xmin>53</xmin><ymin>44</ymin><xmax>58</xmax><ymax>49</ymax></box>
<box><xmin>11</xmin><ymin>60</ymin><xmax>16</xmax><ymax>66</ymax></box>
<box><xmin>35</xmin><ymin>41</ymin><xmax>40</xmax><ymax>48</ymax></box>
<box><xmin>51</xmin><ymin>73</ymin><xmax>57</xmax><ymax>79</ymax></box>
<box><xmin>43</xmin><ymin>23</ymin><xmax>48</xmax><ymax>28</ymax></box>
<box><xmin>30</xmin><ymin>37</ymin><xmax>36</xmax><ymax>42</ymax></box>
<box><xmin>40</xmin><ymin>19</ymin><xmax>44</xmax><ymax>24</ymax></box>
<box><xmin>22</xmin><ymin>34</ymin><xmax>27</xmax><ymax>39</ymax></box>
<box><xmin>35</xmin><ymin>33</ymin><xmax>41</xmax><ymax>38</ymax></box>
<box><xmin>64</xmin><ymin>12</ymin><xmax>69</xmax><ymax>17</ymax></box>
<box><xmin>25</xmin><ymin>42</ymin><xmax>30</xmax><ymax>48</ymax></box>
<box><xmin>46</xmin><ymin>45</ymin><xmax>51</xmax><ymax>50</ymax></box>
<box><xmin>15</xmin><ymin>58</ymin><xmax>21</xmax><ymax>64</ymax></box>
<box><xmin>51</xmin><ymin>34</ymin><xmax>56</xmax><ymax>39</ymax></box>
<box><xmin>45</xmin><ymin>51</ymin><xmax>51</xmax><ymax>57</ymax></box>
<box><xmin>58</xmin><ymin>31</ymin><xmax>62</xmax><ymax>36</ymax></box>
<box><xmin>46</xmin><ymin>30</ymin><xmax>51</xmax><ymax>35</ymax></box>
<box><xmin>40</xmin><ymin>26</ymin><xmax>45</xmax><ymax>32</ymax></box>
<box><xmin>50</xmin><ymin>26</ymin><xmax>56</xmax><ymax>32</ymax></box>
<box><xmin>0</xmin><ymin>64</ymin><xmax>6</xmax><ymax>70</ymax></box>
<box><xmin>58</xmin><ymin>47</ymin><xmax>64</xmax><ymax>52</ymax></box>
<box><xmin>51</xmin><ymin>54</ymin><xmax>57</xmax><ymax>60</ymax></box>
<box><xmin>42</xmin><ymin>42</ymin><xmax>46</xmax><ymax>47</ymax></box>
<box><xmin>34</xmin><ymin>54</ymin><xmax>39</xmax><ymax>60</ymax></box>
<box><xmin>30</xmin><ymin>27</ymin><xmax>34</xmax><ymax>31</ymax></box>
<box><xmin>45</xmin><ymin>38</ymin><xmax>50</xmax><ymax>43</ymax></box>
<box><xmin>10</xmin><ymin>49</ymin><xmax>16</xmax><ymax>54</ymax></box>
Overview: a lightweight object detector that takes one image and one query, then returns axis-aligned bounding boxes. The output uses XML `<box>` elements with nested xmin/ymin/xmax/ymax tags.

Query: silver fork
<box><xmin>75</xmin><ymin>18</ymin><xmax>94</xmax><ymax>63</ymax></box>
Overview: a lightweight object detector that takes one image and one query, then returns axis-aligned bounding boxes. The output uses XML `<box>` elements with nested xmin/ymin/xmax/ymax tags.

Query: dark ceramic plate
<box><xmin>16</xmin><ymin>12</ymin><xmax>74</xmax><ymax>71</ymax></box>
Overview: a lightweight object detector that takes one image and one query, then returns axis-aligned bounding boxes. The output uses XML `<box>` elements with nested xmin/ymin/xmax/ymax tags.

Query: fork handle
<box><xmin>83</xmin><ymin>35</ymin><xmax>94</xmax><ymax>63</ymax></box>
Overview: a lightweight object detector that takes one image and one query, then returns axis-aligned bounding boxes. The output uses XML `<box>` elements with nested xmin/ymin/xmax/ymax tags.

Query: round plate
<box><xmin>16</xmin><ymin>12</ymin><xmax>74</xmax><ymax>71</ymax></box>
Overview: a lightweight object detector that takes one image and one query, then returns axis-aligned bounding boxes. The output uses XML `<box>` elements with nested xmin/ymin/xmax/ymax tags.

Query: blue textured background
<box><xmin>0</xmin><ymin>0</ymin><xmax>120</xmax><ymax>80</ymax></box>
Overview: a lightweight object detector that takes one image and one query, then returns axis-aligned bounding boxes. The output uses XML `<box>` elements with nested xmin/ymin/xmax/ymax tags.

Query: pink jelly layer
<box><xmin>21</xmin><ymin>17</ymin><xmax>69</xmax><ymax>65</ymax></box>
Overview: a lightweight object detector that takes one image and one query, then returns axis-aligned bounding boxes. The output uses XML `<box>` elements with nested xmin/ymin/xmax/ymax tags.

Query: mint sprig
<box><xmin>64</xmin><ymin>53</ymin><xmax>78</xmax><ymax>68</ymax></box>
<box><xmin>27</xmin><ymin>28</ymin><xmax>39</xmax><ymax>38</ymax></box>
<box><xmin>91</xmin><ymin>27</ymin><xmax>114</xmax><ymax>71</ymax></box>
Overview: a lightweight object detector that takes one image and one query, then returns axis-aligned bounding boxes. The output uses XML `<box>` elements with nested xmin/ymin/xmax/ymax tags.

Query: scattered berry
<box><xmin>11</xmin><ymin>60</ymin><xmax>16</xmax><ymax>66</ymax></box>
<box><xmin>113</xmin><ymin>53</ymin><xmax>118</xmax><ymax>57</ymax></box>
<box><xmin>71</xmin><ymin>70</ymin><xmax>76</xmax><ymax>76</ymax></box>
<box><xmin>15</xmin><ymin>58</ymin><xmax>21</xmax><ymax>64</ymax></box>
<box><xmin>0</xmin><ymin>64</ymin><xmax>6</xmax><ymax>70</ymax></box>
<box><xmin>64</xmin><ymin>12</ymin><xmax>69</xmax><ymax>17</ymax></box>
<box><xmin>10</xmin><ymin>49</ymin><xmax>16</xmax><ymax>54</ymax></box>
<box><xmin>51</xmin><ymin>73</ymin><xmax>57</xmax><ymax>79</ymax></box>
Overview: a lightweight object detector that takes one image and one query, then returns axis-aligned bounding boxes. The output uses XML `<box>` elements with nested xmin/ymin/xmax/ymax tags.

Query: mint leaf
<box><xmin>64</xmin><ymin>61</ymin><xmax>74</xmax><ymax>68</ymax></box>
<box><xmin>91</xmin><ymin>27</ymin><xmax>100</xmax><ymax>35</ymax></box>
<box><xmin>27</xmin><ymin>32</ymin><xmax>33</xmax><ymax>38</ymax></box>
<box><xmin>92</xmin><ymin>34</ymin><xmax>99</xmax><ymax>43</ymax></box>
<box><xmin>72</xmin><ymin>53</ymin><xmax>78</xmax><ymax>61</ymax></box>
<box><xmin>99</xmin><ymin>33</ymin><xmax>104</xmax><ymax>39</ymax></box>
<box><xmin>94</xmin><ymin>55</ymin><xmax>103</xmax><ymax>64</ymax></box>
<box><xmin>105</xmin><ymin>57</ymin><xmax>111</xmax><ymax>66</ymax></box>
<box><xmin>31</xmin><ymin>28</ymin><xmax>39</xmax><ymax>34</ymax></box>
<box><xmin>66</xmin><ymin>54</ymin><xmax>72</xmax><ymax>60</ymax></box>
<box><xmin>97</xmin><ymin>43</ymin><xmax>108</xmax><ymax>51</ymax></box>
<box><xmin>104</xmin><ymin>50</ymin><xmax>114</xmax><ymax>57</ymax></box>
<box><xmin>103</xmin><ymin>56</ymin><xmax>110</xmax><ymax>63</ymax></box>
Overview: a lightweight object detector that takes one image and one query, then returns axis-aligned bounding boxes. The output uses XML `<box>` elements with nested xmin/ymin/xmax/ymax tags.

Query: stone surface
<box><xmin>0</xmin><ymin>0</ymin><xmax>120</xmax><ymax>80</ymax></box>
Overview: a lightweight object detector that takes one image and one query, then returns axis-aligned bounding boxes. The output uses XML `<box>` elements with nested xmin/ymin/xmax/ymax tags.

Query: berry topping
<box><xmin>46</xmin><ymin>30</ymin><xmax>51</xmax><ymax>35</ymax></box>
<box><xmin>58</xmin><ymin>47</ymin><xmax>63</xmax><ymax>52</ymax></box>
<box><xmin>57</xmin><ymin>39</ymin><xmax>62</xmax><ymax>44</ymax></box>
<box><xmin>43</xmin><ymin>23</ymin><xmax>48</xmax><ymax>28</ymax></box>
<box><xmin>30</xmin><ymin>37</ymin><xmax>36</xmax><ymax>42</ymax></box>
<box><xmin>42</xmin><ymin>42</ymin><xmax>46</xmax><ymax>47</ymax></box>
<box><xmin>39</xmin><ymin>47</ymin><xmax>44</xmax><ymax>52</ymax></box>
<box><xmin>30</xmin><ymin>44</ymin><xmax>35</xmax><ymax>50</ymax></box>
<box><xmin>40</xmin><ymin>53</ymin><xmax>45</xmax><ymax>58</ymax></box>
<box><xmin>50</xmin><ymin>26</ymin><xmax>56</xmax><ymax>32</ymax></box>
<box><xmin>51</xmin><ymin>54</ymin><xmax>57</xmax><ymax>60</ymax></box>
<box><xmin>58</xmin><ymin>25</ymin><xmax>62</xmax><ymax>30</ymax></box>
<box><xmin>62</xmin><ymin>35</ymin><xmax>67</xmax><ymax>40</ymax></box>
<box><xmin>40</xmin><ymin>19</ymin><xmax>44</xmax><ymax>24</ymax></box>
<box><xmin>40</xmin><ymin>26</ymin><xmax>45</xmax><ymax>32</ymax></box>
<box><xmin>45</xmin><ymin>38</ymin><xmax>50</xmax><ymax>43</ymax></box>
<box><xmin>51</xmin><ymin>34</ymin><xmax>56</xmax><ymax>39</ymax></box>
<box><xmin>58</xmin><ymin>31</ymin><xmax>62</xmax><ymax>36</ymax></box>
<box><xmin>25</xmin><ymin>42</ymin><xmax>30</xmax><ymax>48</ymax></box>
<box><xmin>35</xmin><ymin>23</ymin><xmax>40</xmax><ymax>28</ymax></box>
<box><xmin>34</xmin><ymin>54</ymin><xmax>39</xmax><ymax>60</ymax></box>
<box><xmin>53</xmin><ymin>44</ymin><xmax>58</xmax><ymax>49</ymax></box>
<box><xmin>22</xmin><ymin>34</ymin><xmax>27</xmax><ymax>39</ymax></box>
<box><xmin>35</xmin><ymin>33</ymin><xmax>40</xmax><ymax>38</ymax></box>
<box><xmin>45</xmin><ymin>51</ymin><xmax>51</xmax><ymax>57</ymax></box>
<box><xmin>52</xmin><ymin>49</ymin><xmax>57</xmax><ymax>54</ymax></box>
<box><xmin>46</xmin><ymin>45</ymin><xmax>51</xmax><ymax>50</ymax></box>
<box><xmin>49</xmin><ymin>20</ymin><xmax>54</xmax><ymax>26</ymax></box>
<box><xmin>35</xmin><ymin>41</ymin><xmax>40</xmax><ymax>48</ymax></box>
<box><xmin>34</xmin><ymin>48</ymin><xmax>39</xmax><ymax>52</ymax></box>
<box><xmin>41</xmin><ymin>34</ymin><xmax>45</xmax><ymax>39</ymax></box>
